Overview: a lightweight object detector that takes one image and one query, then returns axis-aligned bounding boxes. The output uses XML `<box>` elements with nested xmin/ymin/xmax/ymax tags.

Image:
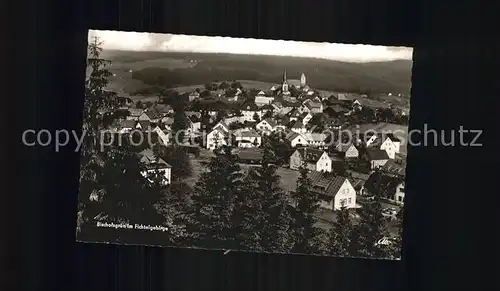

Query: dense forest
<box><xmin>104</xmin><ymin>50</ymin><xmax>412</xmax><ymax>95</ymax></box>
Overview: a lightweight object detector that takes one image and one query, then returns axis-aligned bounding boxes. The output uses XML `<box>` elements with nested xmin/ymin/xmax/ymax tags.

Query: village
<box><xmin>103</xmin><ymin>70</ymin><xmax>409</xmax><ymax>235</ymax></box>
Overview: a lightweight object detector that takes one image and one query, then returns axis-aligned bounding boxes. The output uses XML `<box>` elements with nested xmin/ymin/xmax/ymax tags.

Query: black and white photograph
<box><xmin>76</xmin><ymin>29</ymin><xmax>412</xmax><ymax>260</ymax></box>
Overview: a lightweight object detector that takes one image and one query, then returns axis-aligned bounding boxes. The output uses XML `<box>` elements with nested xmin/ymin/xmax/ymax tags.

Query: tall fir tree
<box><xmin>349</xmin><ymin>195</ymin><xmax>390</xmax><ymax>258</ymax></box>
<box><xmin>290</xmin><ymin>164</ymin><xmax>322</xmax><ymax>254</ymax></box>
<box><xmin>188</xmin><ymin>145</ymin><xmax>245</xmax><ymax>249</ymax></box>
<box><xmin>328</xmin><ymin>204</ymin><xmax>355</xmax><ymax>257</ymax></box>
<box><xmin>244</xmin><ymin>142</ymin><xmax>294</xmax><ymax>253</ymax></box>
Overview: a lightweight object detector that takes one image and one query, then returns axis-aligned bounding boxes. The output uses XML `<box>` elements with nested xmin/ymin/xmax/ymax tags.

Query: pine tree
<box><xmin>244</xmin><ymin>142</ymin><xmax>294</xmax><ymax>253</ymax></box>
<box><xmin>328</xmin><ymin>204</ymin><xmax>354</xmax><ymax>257</ymax></box>
<box><xmin>349</xmin><ymin>195</ymin><xmax>390</xmax><ymax>258</ymax></box>
<box><xmin>188</xmin><ymin>145</ymin><xmax>245</xmax><ymax>249</ymax></box>
<box><xmin>290</xmin><ymin>165</ymin><xmax>322</xmax><ymax>254</ymax></box>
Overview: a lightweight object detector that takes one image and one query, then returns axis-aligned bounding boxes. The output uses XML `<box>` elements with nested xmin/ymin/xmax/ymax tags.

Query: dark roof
<box><xmin>366</xmin><ymin>148</ymin><xmax>389</xmax><ymax>160</ymax></box>
<box><xmin>291</xmin><ymin>120</ymin><xmax>304</xmax><ymax>129</ymax></box>
<box><xmin>304</xmin><ymin>99</ymin><xmax>322</xmax><ymax>110</ymax></box>
<box><xmin>282</xmin><ymin>101</ymin><xmax>302</xmax><ymax>108</ymax></box>
<box><xmin>296</xmin><ymin>147</ymin><xmax>326</xmax><ymax>163</ymax></box>
<box><xmin>262</xmin><ymin>118</ymin><xmax>277</xmax><ymax>127</ymax></box>
<box><xmin>326</xmin><ymin>105</ymin><xmax>349</xmax><ymax>113</ymax></box>
<box><xmin>145</xmin><ymin>108</ymin><xmax>162</xmax><ymax>119</ymax></box>
<box><xmin>380</xmin><ymin>159</ymin><xmax>406</xmax><ymax>176</ymax></box>
<box><xmin>308</xmin><ymin>171</ymin><xmax>347</xmax><ymax>198</ymax></box>
<box><xmin>363</xmin><ymin>171</ymin><xmax>403</xmax><ymax>198</ymax></box>
<box><xmin>237</xmin><ymin>149</ymin><xmax>264</xmax><ymax>160</ymax></box>
<box><xmin>385</xmin><ymin>133</ymin><xmax>401</xmax><ymax>142</ymax></box>
<box><xmin>285</xmin><ymin>131</ymin><xmax>300</xmax><ymax>141</ymax></box>
<box><xmin>137</xmin><ymin>120</ymin><xmax>151</xmax><ymax>129</ymax></box>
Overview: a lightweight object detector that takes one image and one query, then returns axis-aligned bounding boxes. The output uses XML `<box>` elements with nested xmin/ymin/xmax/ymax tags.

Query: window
<box><xmin>398</xmin><ymin>196</ymin><xmax>403</xmax><ymax>202</ymax></box>
<box><xmin>348</xmin><ymin>198</ymin><xmax>352</xmax><ymax>204</ymax></box>
<box><xmin>340</xmin><ymin>198</ymin><xmax>347</xmax><ymax>206</ymax></box>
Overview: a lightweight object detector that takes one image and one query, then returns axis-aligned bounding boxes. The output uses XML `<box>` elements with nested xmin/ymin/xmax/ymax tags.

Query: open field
<box><xmin>100</xmin><ymin>49</ymin><xmax>412</xmax><ymax>97</ymax></box>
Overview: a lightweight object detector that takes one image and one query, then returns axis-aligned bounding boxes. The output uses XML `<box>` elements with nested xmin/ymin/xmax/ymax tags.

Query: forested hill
<box><xmin>103</xmin><ymin>50</ymin><xmax>413</xmax><ymax>95</ymax></box>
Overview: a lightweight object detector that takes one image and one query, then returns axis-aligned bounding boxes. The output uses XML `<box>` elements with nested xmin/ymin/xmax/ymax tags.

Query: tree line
<box><xmin>77</xmin><ymin>37</ymin><xmax>402</xmax><ymax>259</ymax></box>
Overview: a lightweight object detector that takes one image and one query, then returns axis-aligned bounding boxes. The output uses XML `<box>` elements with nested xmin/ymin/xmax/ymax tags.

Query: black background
<box><xmin>3</xmin><ymin>0</ymin><xmax>497</xmax><ymax>290</ymax></box>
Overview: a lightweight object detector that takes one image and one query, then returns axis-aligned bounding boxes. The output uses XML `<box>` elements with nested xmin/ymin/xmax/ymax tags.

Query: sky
<box><xmin>88</xmin><ymin>30</ymin><xmax>413</xmax><ymax>63</ymax></box>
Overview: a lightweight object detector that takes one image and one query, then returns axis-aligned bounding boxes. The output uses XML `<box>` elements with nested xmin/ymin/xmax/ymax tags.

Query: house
<box><xmin>135</xmin><ymin>120</ymin><xmax>152</xmax><ymax>130</ymax></box>
<box><xmin>206</xmin><ymin>127</ymin><xmax>229</xmax><ymax>150</ymax></box>
<box><xmin>186</xmin><ymin>117</ymin><xmax>201</xmax><ymax>134</ymax></box>
<box><xmin>188</xmin><ymin>91</ymin><xmax>200</xmax><ymax>101</ymax></box>
<box><xmin>307</xmin><ymin>171</ymin><xmax>357</xmax><ymax>210</ymax></box>
<box><xmin>138</xmin><ymin>108</ymin><xmax>162</xmax><ymax>123</ymax></box>
<box><xmin>287</xmin><ymin>108</ymin><xmax>302</xmax><ymax>122</ymax></box>
<box><xmin>137</xmin><ymin>149</ymin><xmax>172</xmax><ymax>185</ymax></box>
<box><xmin>380</xmin><ymin>158</ymin><xmax>406</xmax><ymax>177</ymax></box>
<box><xmin>347</xmin><ymin>171</ymin><xmax>370</xmax><ymax>193</ymax></box>
<box><xmin>394</xmin><ymin>182</ymin><xmax>405</xmax><ymax>204</ymax></box>
<box><xmin>240</xmin><ymin>103</ymin><xmax>263</xmax><ymax>122</ymax></box>
<box><xmin>117</xmin><ymin>96</ymin><xmax>133</xmax><ymax>107</ymax></box>
<box><xmin>126</xmin><ymin>108</ymin><xmax>144</xmax><ymax>121</ymax></box>
<box><xmin>302</xmin><ymin>99</ymin><xmax>324</xmax><ymax>114</ymax></box>
<box><xmin>115</xmin><ymin>119</ymin><xmax>136</xmax><ymax>133</ymax></box>
<box><xmin>154</xmin><ymin>104</ymin><xmax>174</xmax><ymax>115</ymax></box>
<box><xmin>233</xmin><ymin>129</ymin><xmax>262</xmax><ymax>148</ymax></box>
<box><xmin>302</xmin><ymin>132</ymin><xmax>328</xmax><ymax>147</ymax></box>
<box><xmin>365</xmin><ymin>148</ymin><xmax>390</xmax><ymax>169</ymax></box>
<box><xmin>213</xmin><ymin>120</ymin><xmax>229</xmax><ymax>132</ymax></box>
<box><xmin>160</xmin><ymin>117</ymin><xmax>174</xmax><ymax>131</ymax></box>
<box><xmin>324</xmin><ymin>105</ymin><xmax>349</xmax><ymax>117</ymax></box>
<box><xmin>291</xmin><ymin>120</ymin><xmax>307</xmax><ymax>134</ymax></box>
<box><xmin>151</xmin><ymin>126</ymin><xmax>171</xmax><ymax>145</ymax></box>
<box><xmin>255</xmin><ymin>95</ymin><xmax>275</xmax><ymax>106</ymax></box>
<box><xmin>286</xmin><ymin>132</ymin><xmax>309</xmax><ymax>148</ymax></box>
<box><xmin>256</xmin><ymin>118</ymin><xmax>278</xmax><ymax>134</ymax></box>
<box><xmin>362</xmin><ymin>171</ymin><xmax>404</xmax><ymax>202</ymax></box>
<box><xmin>380</xmin><ymin>133</ymin><xmax>401</xmax><ymax>156</ymax></box>
<box><xmin>333</xmin><ymin>141</ymin><xmax>359</xmax><ymax>158</ymax></box>
<box><xmin>237</xmin><ymin>148</ymin><xmax>264</xmax><ymax>164</ymax></box>
<box><xmin>289</xmin><ymin>147</ymin><xmax>332</xmax><ymax>172</ymax></box>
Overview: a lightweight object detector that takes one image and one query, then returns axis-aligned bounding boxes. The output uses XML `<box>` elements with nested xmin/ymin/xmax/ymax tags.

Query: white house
<box><xmin>255</xmin><ymin>95</ymin><xmax>275</xmax><ymax>106</ymax></box>
<box><xmin>138</xmin><ymin>149</ymin><xmax>172</xmax><ymax>185</ymax></box>
<box><xmin>302</xmin><ymin>99</ymin><xmax>324</xmax><ymax>114</ymax></box>
<box><xmin>365</xmin><ymin>148</ymin><xmax>390</xmax><ymax>169</ymax></box>
<box><xmin>394</xmin><ymin>182</ymin><xmax>405</xmax><ymax>204</ymax></box>
<box><xmin>380</xmin><ymin>133</ymin><xmax>401</xmax><ymax>156</ymax></box>
<box><xmin>333</xmin><ymin>141</ymin><xmax>359</xmax><ymax>158</ymax></box>
<box><xmin>307</xmin><ymin>171</ymin><xmax>357</xmax><ymax>210</ymax></box>
<box><xmin>240</xmin><ymin>104</ymin><xmax>263</xmax><ymax>122</ymax></box>
<box><xmin>206</xmin><ymin>128</ymin><xmax>228</xmax><ymax>150</ymax></box>
<box><xmin>152</xmin><ymin>126</ymin><xmax>171</xmax><ymax>145</ymax></box>
<box><xmin>301</xmin><ymin>112</ymin><xmax>314</xmax><ymax>125</ymax></box>
<box><xmin>289</xmin><ymin>148</ymin><xmax>332</xmax><ymax>172</ymax></box>
<box><xmin>138</xmin><ymin>108</ymin><xmax>162</xmax><ymax>123</ymax></box>
<box><xmin>302</xmin><ymin>133</ymin><xmax>328</xmax><ymax>147</ymax></box>
<box><xmin>256</xmin><ymin>118</ymin><xmax>278</xmax><ymax>134</ymax></box>
<box><xmin>233</xmin><ymin>129</ymin><xmax>262</xmax><ymax>148</ymax></box>
<box><xmin>188</xmin><ymin>91</ymin><xmax>200</xmax><ymax>101</ymax></box>
<box><xmin>285</xmin><ymin>132</ymin><xmax>309</xmax><ymax>148</ymax></box>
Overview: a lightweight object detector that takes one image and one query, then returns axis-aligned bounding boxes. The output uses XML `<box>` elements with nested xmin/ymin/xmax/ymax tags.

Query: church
<box><xmin>273</xmin><ymin>70</ymin><xmax>313</xmax><ymax>97</ymax></box>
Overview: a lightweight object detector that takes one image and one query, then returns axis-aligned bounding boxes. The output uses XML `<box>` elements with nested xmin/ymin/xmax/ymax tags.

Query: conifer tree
<box><xmin>349</xmin><ymin>195</ymin><xmax>390</xmax><ymax>258</ymax></box>
<box><xmin>188</xmin><ymin>145</ymin><xmax>245</xmax><ymax>249</ymax></box>
<box><xmin>290</xmin><ymin>165</ymin><xmax>322</xmax><ymax>254</ymax></box>
<box><xmin>244</xmin><ymin>142</ymin><xmax>293</xmax><ymax>253</ymax></box>
<box><xmin>328</xmin><ymin>204</ymin><xmax>354</xmax><ymax>257</ymax></box>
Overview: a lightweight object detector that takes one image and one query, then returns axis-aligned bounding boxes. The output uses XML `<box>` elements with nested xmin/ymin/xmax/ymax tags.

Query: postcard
<box><xmin>76</xmin><ymin>29</ymin><xmax>412</xmax><ymax>259</ymax></box>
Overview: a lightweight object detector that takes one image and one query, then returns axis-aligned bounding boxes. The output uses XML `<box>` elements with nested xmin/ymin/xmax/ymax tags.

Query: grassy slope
<box><xmin>102</xmin><ymin>50</ymin><xmax>412</xmax><ymax>96</ymax></box>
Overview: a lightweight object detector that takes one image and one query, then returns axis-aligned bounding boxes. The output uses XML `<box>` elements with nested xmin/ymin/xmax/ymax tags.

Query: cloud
<box><xmin>89</xmin><ymin>30</ymin><xmax>413</xmax><ymax>63</ymax></box>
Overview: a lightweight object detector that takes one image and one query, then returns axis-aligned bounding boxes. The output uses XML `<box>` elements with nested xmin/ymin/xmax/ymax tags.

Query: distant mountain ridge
<box><xmin>101</xmin><ymin>50</ymin><xmax>412</xmax><ymax>95</ymax></box>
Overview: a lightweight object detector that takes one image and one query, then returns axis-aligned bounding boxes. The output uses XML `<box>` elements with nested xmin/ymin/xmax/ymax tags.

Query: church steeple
<box><xmin>282</xmin><ymin>69</ymin><xmax>289</xmax><ymax>93</ymax></box>
<box><xmin>283</xmin><ymin>69</ymin><xmax>287</xmax><ymax>83</ymax></box>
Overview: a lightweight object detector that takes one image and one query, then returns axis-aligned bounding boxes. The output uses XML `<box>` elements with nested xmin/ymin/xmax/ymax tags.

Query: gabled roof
<box><xmin>213</xmin><ymin>120</ymin><xmax>229</xmax><ymax>132</ymax></box>
<box><xmin>241</xmin><ymin>103</ymin><xmax>259</xmax><ymax>111</ymax></box>
<box><xmin>295</xmin><ymin>147</ymin><xmax>327</xmax><ymax>163</ymax></box>
<box><xmin>363</xmin><ymin>171</ymin><xmax>403</xmax><ymax>198</ymax></box>
<box><xmin>144</xmin><ymin>108</ymin><xmax>162</xmax><ymax>120</ymax></box>
<box><xmin>128</xmin><ymin>108</ymin><xmax>144</xmax><ymax>117</ymax></box>
<box><xmin>366</xmin><ymin>148</ymin><xmax>390</xmax><ymax>160</ymax></box>
<box><xmin>304</xmin><ymin>99</ymin><xmax>322</xmax><ymax>110</ymax></box>
<box><xmin>138</xmin><ymin>149</ymin><xmax>172</xmax><ymax>169</ymax></box>
<box><xmin>380</xmin><ymin>159</ymin><xmax>406</xmax><ymax>176</ymax></box>
<box><xmin>385</xmin><ymin>133</ymin><xmax>401</xmax><ymax>142</ymax></box>
<box><xmin>333</xmin><ymin>140</ymin><xmax>356</xmax><ymax>152</ymax></box>
<box><xmin>303</xmin><ymin>133</ymin><xmax>327</xmax><ymax>143</ymax></box>
<box><xmin>234</xmin><ymin>129</ymin><xmax>261</xmax><ymax>138</ymax></box>
<box><xmin>137</xmin><ymin>120</ymin><xmax>151</xmax><ymax>129</ymax></box>
<box><xmin>261</xmin><ymin>118</ymin><xmax>277</xmax><ymax>128</ymax></box>
<box><xmin>285</xmin><ymin>131</ymin><xmax>302</xmax><ymax>141</ymax></box>
<box><xmin>121</xmin><ymin>119</ymin><xmax>136</xmax><ymax>129</ymax></box>
<box><xmin>291</xmin><ymin>120</ymin><xmax>305</xmax><ymax>129</ymax></box>
<box><xmin>308</xmin><ymin>171</ymin><xmax>347</xmax><ymax>198</ymax></box>
<box><xmin>281</xmin><ymin>101</ymin><xmax>302</xmax><ymax>108</ymax></box>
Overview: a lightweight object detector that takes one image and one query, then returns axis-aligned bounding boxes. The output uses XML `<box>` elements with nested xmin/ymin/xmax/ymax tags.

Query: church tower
<box><xmin>300</xmin><ymin>73</ymin><xmax>306</xmax><ymax>87</ymax></box>
<box><xmin>282</xmin><ymin>69</ymin><xmax>289</xmax><ymax>93</ymax></box>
